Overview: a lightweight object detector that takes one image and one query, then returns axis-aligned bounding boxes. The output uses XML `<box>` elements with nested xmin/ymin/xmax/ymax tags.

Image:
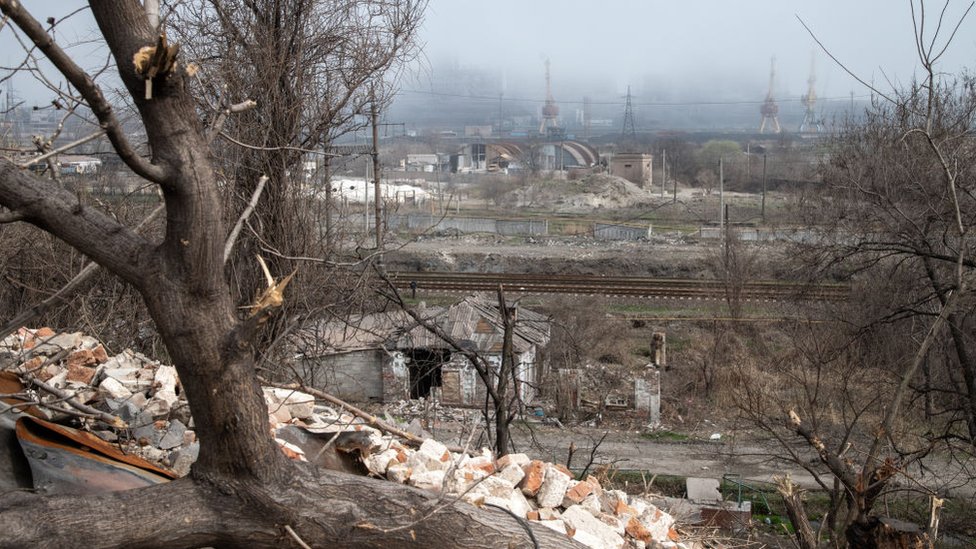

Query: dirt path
<box><xmin>432</xmin><ymin>421</ymin><xmax>976</xmax><ymax>499</ymax></box>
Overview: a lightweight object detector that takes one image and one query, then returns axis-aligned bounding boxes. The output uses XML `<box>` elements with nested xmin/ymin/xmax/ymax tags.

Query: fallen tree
<box><xmin>0</xmin><ymin>1</ymin><xmax>582</xmax><ymax>547</ymax></box>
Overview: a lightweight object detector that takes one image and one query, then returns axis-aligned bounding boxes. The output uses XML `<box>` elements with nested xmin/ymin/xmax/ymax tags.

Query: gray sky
<box><xmin>3</xmin><ymin>1</ymin><xmax>975</xmax><ymax>108</ymax></box>
<box><xmin>418</xmin><ymin>0</ymin><xmax>976</xmax><ymax>101</ymax></box>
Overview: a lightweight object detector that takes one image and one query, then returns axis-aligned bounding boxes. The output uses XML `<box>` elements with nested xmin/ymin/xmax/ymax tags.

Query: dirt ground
<box><xmin>382</xmin><ymin>178</ymin><xmax>976</xmax><ymax>540</ymax></box>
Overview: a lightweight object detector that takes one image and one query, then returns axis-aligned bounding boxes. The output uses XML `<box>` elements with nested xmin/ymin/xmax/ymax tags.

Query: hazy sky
<box><xmin>418</xmin><ymin>0</ymin><xmax>976</xmax><ymax>101</ymax></box>
<box><xmin>3</xmin><ymin>1</ymin><xmax>975</xmax><ymax>108</ymax></box>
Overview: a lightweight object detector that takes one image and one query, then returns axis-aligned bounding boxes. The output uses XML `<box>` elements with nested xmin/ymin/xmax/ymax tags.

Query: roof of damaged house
<box><xmin>296</xmin><ymin>295</ymin><xmax>550</xmax><ymax>357</ymax></box>
<box><xmin>395</xmin><ymin>295</ymin><xmax>550</xmax><ymax>354</ymax></box>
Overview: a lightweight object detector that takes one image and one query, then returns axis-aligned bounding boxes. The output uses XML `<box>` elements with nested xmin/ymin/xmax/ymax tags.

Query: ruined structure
<box><xmin>294</xmin><ymin>295</ymin><xmax>551</xmax><ymax>406</ymax></box>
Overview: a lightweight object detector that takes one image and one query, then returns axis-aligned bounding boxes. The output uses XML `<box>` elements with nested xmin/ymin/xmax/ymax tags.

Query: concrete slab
<box><xmin>686</xmin><ymin>477</ymin><xmax>722</xmax><ymax>504</ymax></box>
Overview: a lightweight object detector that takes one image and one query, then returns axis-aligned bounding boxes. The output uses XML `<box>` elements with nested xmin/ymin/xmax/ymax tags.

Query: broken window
<box><xmin>406</xmin><ymin>349</ymin><xmax>449</xmax><ymax>399</ymax></box>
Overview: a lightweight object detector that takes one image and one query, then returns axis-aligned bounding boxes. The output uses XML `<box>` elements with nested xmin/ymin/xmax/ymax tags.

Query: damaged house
<box><xmin>293</xmin><ymin>295</ymin><xmax>551</xmax><ymax>407</ymax></box>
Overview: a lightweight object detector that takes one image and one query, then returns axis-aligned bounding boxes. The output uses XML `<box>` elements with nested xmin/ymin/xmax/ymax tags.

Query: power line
<box><xmin>397</xmin><ymin>88</ymin><xmax>872</xmax><ymax>107</ymax></box>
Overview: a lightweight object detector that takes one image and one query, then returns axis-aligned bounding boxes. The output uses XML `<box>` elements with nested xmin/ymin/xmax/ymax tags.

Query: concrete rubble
<box><xmin>1</xmin><ymin>327</ymin><xmax>690</xmax><ymax>548</ymax></box>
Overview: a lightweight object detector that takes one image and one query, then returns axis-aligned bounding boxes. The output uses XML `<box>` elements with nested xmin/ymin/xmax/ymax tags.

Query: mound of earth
<box><xmin>514</xmin><ymin>174</ymin><xmax>655</xmax><ymax>212</ymax></box>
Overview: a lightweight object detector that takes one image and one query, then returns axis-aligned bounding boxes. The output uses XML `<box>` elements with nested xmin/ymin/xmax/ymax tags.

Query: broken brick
<box><xmin>519</xmin><ymin>460</ymin><xmax>545</xmax><ymax>496</ymax></box>
<box><xmin>626</xmin><ymin>517</ymin><xmax>652</xmax><ymax>543</ymax></box>
<box><xmin>564</xmin><ymin>480</ymin><xmax>593</xmax><ymax>504</ymax></box>
<box><xmin>614</xmin><ymin>499</ymin><xmax>637</xmax><ymax>518</ymax></box>
<box><xmin>66</xmin><ymin>363</ymin><xmax>96</xmax><ymax>385</ymax></box>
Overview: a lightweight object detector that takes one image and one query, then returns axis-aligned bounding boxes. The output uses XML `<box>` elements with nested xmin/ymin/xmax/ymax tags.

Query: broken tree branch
<box><xmin>257</xmin><ymin>377</ymin><xmax>467</xmax><ymax>453</ymax></box>
<box><xmin>207</xmin><ymin>98</ymin><xmax>258</xmax><ymax>143</ymax></box>
<box><xmin>283</xmin><ymin>525</ymin><xmax>312</xmax><ymax>549</ymax></box>
<box><xmin>0</xmin><ymin>1</ymin><xmax>167</xmax><ymax>183</ymax></box>
<box><xmin>18</xmin><ymin>130</ymin><xmax>107</xmax><ymax>168</ymax></box>
<box><xmin>20</xmin><ymin>372</ymin><xmax>125</xmax><ymax>428</ymax></box>
<box><xmin>775</xmin><ymin>474</ymin><xmax>819</xmax><ymax>549</ymax></box>
<box><xmin>224</xmin><ymin>175</ymin><xmax>268</xmax><ymax>264</ymax></box>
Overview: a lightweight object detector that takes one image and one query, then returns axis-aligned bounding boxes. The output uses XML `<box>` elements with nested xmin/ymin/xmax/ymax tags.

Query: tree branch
<box><xmin>0</xmin><ymin>0</ymin><xmax>168</xmax><ymax>183</ymax></box>
<box><xmin>0</xmin><ymin>159</ymin><xmax>154</xmax><ymax>285</ymax></box>
<box><xmin>224</xmin><ymin>175</ymin><xmax>268</xmax><ymax>264</ymax></box>
<box><xmin>18</xmin><ymin>130</ymin><xmax>107</xmax><ymax>168</ymax></box>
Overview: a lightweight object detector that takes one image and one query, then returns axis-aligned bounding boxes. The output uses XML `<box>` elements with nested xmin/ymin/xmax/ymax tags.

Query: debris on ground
<box><xmin>1</xmin><ymin>327</ymin><xmax>690</xmax><ymax>548</ymax></box>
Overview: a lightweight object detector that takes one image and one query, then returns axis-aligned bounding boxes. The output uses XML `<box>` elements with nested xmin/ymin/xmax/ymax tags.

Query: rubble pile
<box><xmin>358</xmin><ymin>438</ymin><xmax>685</xmax><ymax>549</ymax></box>
<box><xmin>1</xmin><ymin>328</ymin><xmax>687</xmax><ymax>548</ymax></box>
<box><xmin>0</xmin><ymin>327</ymin><xmax>199</xmax><ymax>475</ymax></box>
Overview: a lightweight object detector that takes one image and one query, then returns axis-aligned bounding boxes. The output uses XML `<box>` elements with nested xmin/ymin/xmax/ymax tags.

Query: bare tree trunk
<box><xmin>0</xmin><ymin>2</ymin><xmax>585</xmax><ymax>546</ymax></box>
<box><xmin>494</xmin><ymin>286</ymin><xmax>516</xmax><ymax>456</ymax></box>
<box><xmin>775</xmin><ymin>475</ymin><xmax>819</xmax><ymax>549</ymax></box>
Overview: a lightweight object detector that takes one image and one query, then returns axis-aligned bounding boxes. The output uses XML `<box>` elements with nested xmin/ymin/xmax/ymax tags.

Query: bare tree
<box><xmin>170</xmin><ymin>0</ymin><xmax>425</xmax><ymax>316</ymax></box>
<box><xmin>0</xmin><ymin>2</ymin><xmax>578</xmax><ymax>547</ymax></box>
<box><xmin>738</xmin><ymin>2</ymin><xmax>976</xmax><ymax>546</ymax></box>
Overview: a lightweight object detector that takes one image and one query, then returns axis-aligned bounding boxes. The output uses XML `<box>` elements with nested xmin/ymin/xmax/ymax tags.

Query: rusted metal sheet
<box><xmin>15</xmin><ymin>416</ymin><xmax>175</xmax><ymax>495</ymax></box>
<box><xmin>0</xmin><ymin>371</ymin><xmax>45</xmax><ymax>420</ymax></box>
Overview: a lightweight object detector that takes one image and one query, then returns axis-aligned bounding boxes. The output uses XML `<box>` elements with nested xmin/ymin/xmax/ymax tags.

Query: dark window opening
<box><xmin>407</xmin><ymin>348</ymin><xmax>449</xmax><ymax>399</ymax></box>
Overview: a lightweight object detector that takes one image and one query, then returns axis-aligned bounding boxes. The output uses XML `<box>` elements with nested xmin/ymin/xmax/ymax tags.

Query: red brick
<box><xmin>91</xmin><ymin>344</ymin><xmax>108</xmax><ymax>363</ymax></box>
<box><xmin>20</xmin><ymin>357</ymin><xmax>44</xmax><ymax>375</ymax></box>
<box><xmin>519</xmin><ymin>460</ymin><xmax>545</xmax><ymax>496</ymax></box>
<box><xmin>626</xmin><ymin>517</ymin><xmax>652</xmax><ymax>543</ymax></box>
<box><xmin>564</xmin><ymin>481</ymin><xmax>593</xmax><ymax>504</ymax></box>
<box><xmin>615</xmin><ymin>500</ymin><xmax>637</xmax><ymax>518</ymax></box>
<box><xmin>473</xmin><ymin>461</ymin><xmax>496</xmax><ymax>475</ymax></box>
<box><xmin>526</xmin><ymin>510</ymin><xmax>540</xmax><ymax>521</ymax></box>
<box><xmin>66</xmin><ymin>349</ymin><xmax>98</xmax><ymax>369</ymax></box>
<box><xmin>66</xmin><ymin>363</ymin><xmax>96</xmax><ymax>385</ymax></box>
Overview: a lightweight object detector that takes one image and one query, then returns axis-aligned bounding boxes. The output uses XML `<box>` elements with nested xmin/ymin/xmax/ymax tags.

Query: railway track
<box><xmin>388</xmin><ymin>271</ymin><xmax>849</xmax><ymax>302</ymax></box>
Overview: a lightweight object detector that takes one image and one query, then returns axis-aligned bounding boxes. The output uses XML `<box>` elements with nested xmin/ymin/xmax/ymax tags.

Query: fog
<box><xmin>3</xmin><ymin>1</ymin><xmax>975</xmax><ymax>131</ymax></box>
<box><xmin>417</xmin><ymin>0</ymin><xmax>976</xmax><ymax>100</ymax></box>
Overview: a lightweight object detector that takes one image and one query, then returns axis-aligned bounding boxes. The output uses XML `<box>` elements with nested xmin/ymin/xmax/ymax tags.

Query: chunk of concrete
<box><xmin>686</xmin><ymin>477</ymin><xmax>722</xmax><ymax>504</ymax></box>
<box><xmin>537</xmin><ymin>519</ymin><xmax>568</xmax><ymax>536</ymax></box>
<box><xmin>536</xmin><ymin>463</ymin><xmax>572</xmax><ymax>508</ymax></box>
<box><xmin>418</xmin><ymin>438</ymin><xmax>450</xmax><ymax>464</ymax></box>
<box><xmin>638</xmin><ymin>504</ymin><xmax>676</xmax><ymax>542</ymax></box>
<box><xmin>98</xmin><ymin>377</ymin><xmax>132</xmax><ymax>401</ymax></box>
<box><xmin>563</xmin><ymin>479</ymin><xmax>594</xmax><ymax>506</ymax></box>
<box><xmin>266</xmin><ymin>387</ymin><xmax>315</xmax><ymax>419</ymax></box>
<box><xmin>364</xmin><ymin>448</ymin><xmax>399</xmax><ymax>476</ymax></box>
<box><xmin>158</xmin><ymin>419</ymin><xmax>187</xmax><ymax>450</ymax></box>
<box><xmin>496</xmin><ymin>452</ymin><xmax>530</xmax><ymax>469</ymax></box>
<box><xmin>386</xmin><ymin>463</ymin><xmax>412</xmax><ymax>483</ymax></box>
<box><xmin>167</xmin><ymin>441</ymin><xmax>199</xmax><ymax>477</ymax></box>
<box><xmin>497</xmin><ymin>463</ymin><xmax>526</xmax><ymax>487</ymax></box>
<box><xmin>562</xmin><ymin>505</ymin><xmax>625</xmax><ymax>549</ymax></box>
<box><xmin>30</xmin><ymin>332</ymin><xmax>82</xmax><ymax>355</ymax></box>
<box><xmin>409</xmin><ymin>469</ymin><xmax>446</xmax><ymax>492</ymax></box>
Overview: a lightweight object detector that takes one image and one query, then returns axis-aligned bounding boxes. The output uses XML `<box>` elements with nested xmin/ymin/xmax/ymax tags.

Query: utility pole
<box><xmin>662</xmin><ymin>149</ymin><xmax>667</xmax><ymax>198</ymax></box>
<box><xmin>719</xmin><ymin>158</ymin><xmax>725</xmax><ymax>235</ymax></box>
<box><xmin>761</xmin><ymin>153</ymin><xmax>767</xmax><ymax>224</ymax></box>
<box><xmin>371</xmin><ymin>95</ymin><xmax>382</xmax><ymax>249</ymax></box>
